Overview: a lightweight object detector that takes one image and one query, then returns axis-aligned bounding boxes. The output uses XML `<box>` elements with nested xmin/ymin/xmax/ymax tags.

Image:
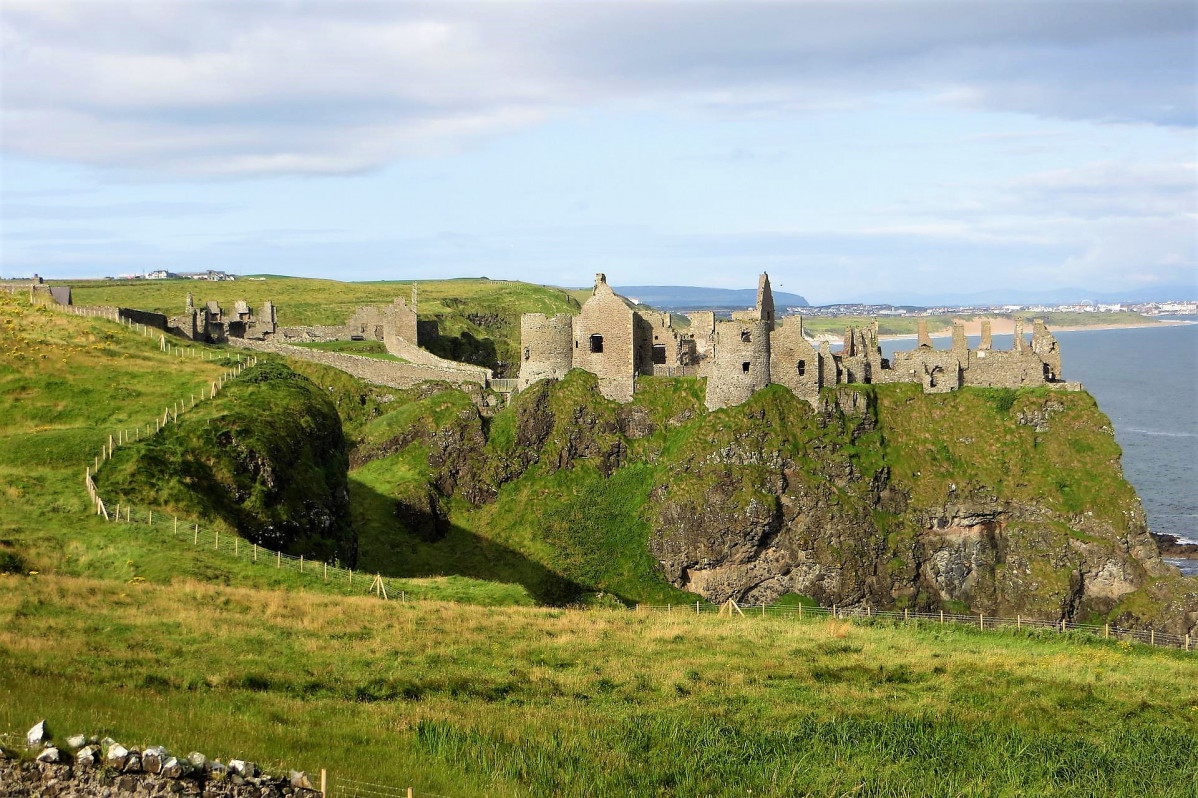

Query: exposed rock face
<box><xmin>371</xmin><ymin>370</ymin><xmax>1196</xmax><ymax>633</ymax></box>
<box><xmin>645</xmin><ymin>384</ymin><xmax>1191</xmax><ymax>633</ymax></box>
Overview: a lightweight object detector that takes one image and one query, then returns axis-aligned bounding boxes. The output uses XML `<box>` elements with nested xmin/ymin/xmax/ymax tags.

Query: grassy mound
<box><xmin>96</xmin><ymin>360</ymin><xmax>355</xmax><ymax>563</ymax></box>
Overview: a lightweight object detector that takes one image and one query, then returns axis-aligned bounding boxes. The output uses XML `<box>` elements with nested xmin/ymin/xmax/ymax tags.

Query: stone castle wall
<box><xmin>228</xmin><ymin>338</ymin><xmax>489</xmax><ymax>391</ymax></box>
<box><xmin>769</xmin><ymin>316</ymin><xmax>823</xmax><ymax>405</ymax></box>
<box><xmin>519</xmin><ymin>313</ymin><xmax>573</xmax><ymax>390</ymax></box>
<box><xmin>704</xmin><ymin>320</ymin><xmax>772</xmax><ymax>410</ymax></box>
<box><xmin>517</xmin><ymin>271</ymin><xmax>1073</xmax><ymax>411</ymax></box>
<box><xmin>570</xmin><ymin>274</ymin><xmax>639</xmax><ymax>402</ymax></box>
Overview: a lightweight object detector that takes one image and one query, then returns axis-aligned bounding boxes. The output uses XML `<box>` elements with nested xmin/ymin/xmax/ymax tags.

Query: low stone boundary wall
<box><xmin>3</xmin><ymin>721</ymin><xmax>323</xmax><ymax>798</ymax></box>
<box><xmin>227</xmin><ymin>337</ymin><xmax>490</xmax><ymax>391</ymax></box>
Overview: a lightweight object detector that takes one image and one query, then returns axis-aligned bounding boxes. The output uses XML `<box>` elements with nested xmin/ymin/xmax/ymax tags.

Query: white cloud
<box><xmin>2</xmin><ymin>0</ymin><xmax>1193</xmax><ymax>176</ymax></box>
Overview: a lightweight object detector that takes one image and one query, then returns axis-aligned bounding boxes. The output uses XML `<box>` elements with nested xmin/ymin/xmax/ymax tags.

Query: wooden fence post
<box><xmin>979</xmin><ymin>614</ymin><xmax>984</xmax><ymax>630</ymax></box>
<box><xmin>277</xmin><ymin>551</ymin><xmax>281</xmax><ymax>569</ymax></box>
<box><xmin>215</xmin><ymin>531</ymin><xmax>219</xmax><ymax>550</ymax></box>
<box><xmin>320</xmin><ymin>770</ymin><xmax>326</xmax><ymax>797</ymax></box>
<box><xmin>695</xmin><ymin>601</ymin><xmax>700</xmax><ymax>615</ymax></box>
<box><xmin>762</xmin><ymin>602</ymin><xmax>766</xmax><ymax>618</ymax></box>
<box><xmin>904</xmin><ymin>608</ymin><xmax>908</xmax><ymax>623</ymax></box>
<box><xmin>940</xmin><ymin>610</ymin><xmax>944</xmax><ymax>625</ymax></box>
<box><xmin>1186</xmin><ymin>634</ymin><xmax>1190</xmax><ymax>651</ymax></box>
<box><xmin>1105</xmin><ymin>624</ymin><xmax>1110</xmax><ymax>639</ymax></box>
<box><xmin>194</xmin><ymin>525</ymin><xmax>198</xmax><ymax>545</ymax></box>
<box><xmin>1151</xmin><ymin>629</ymin><xmax>1155</xmax><ymax>646</ymax></box>
<box><xmin>253</xmin><ymin>543</ymin><xmax>258</xmax><ymax>561</ymax></box>
<box><xmin>300</xmin><ymin>555</ymin><xmax>304</xmax><ymax>573</ymax></box>
<box><xmin>798</xmin><ymin>603</ymin><xmax>802</xmax><ymax>620</ymax></box>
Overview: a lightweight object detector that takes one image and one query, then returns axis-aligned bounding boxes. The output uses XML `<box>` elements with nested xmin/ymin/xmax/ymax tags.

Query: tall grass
<box><xmin>1</xmin><ymin>574</ymin><xmax>1195</xmax><ymax>796</ymax></box>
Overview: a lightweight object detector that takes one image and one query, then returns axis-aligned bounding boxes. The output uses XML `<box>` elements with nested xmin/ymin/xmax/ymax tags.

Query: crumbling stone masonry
<box><xmin>518</xmin><ymin>272</ymin><xmax>1073</xmax><ymax>409</ymax></box>
<box><xmin>169</xmin><ymin>293</ymin><xmax>277</xmax><ymax>343</ymax></box>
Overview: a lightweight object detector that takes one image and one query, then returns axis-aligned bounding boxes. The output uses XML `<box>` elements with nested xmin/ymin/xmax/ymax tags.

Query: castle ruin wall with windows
<box><xmin>518</xmin><ymin>272</ymin><xmax>1073</xmax><ymax>409</ymax></box>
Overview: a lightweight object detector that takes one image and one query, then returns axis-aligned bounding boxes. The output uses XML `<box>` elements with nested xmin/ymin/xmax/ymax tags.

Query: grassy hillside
<box><xmin>63</xmin><ymin>276</ymin><xmax>582</xmax><ymax>376</ymax></box>
<box><xmin>2</xmin><ymin>574</ymin><xmax>1195</xmax><ymax>796</ymax></box>
<box><xmin>0</xmin><ymin>293</ymin><xmax>532</xmax><ymax>604</ymax></box>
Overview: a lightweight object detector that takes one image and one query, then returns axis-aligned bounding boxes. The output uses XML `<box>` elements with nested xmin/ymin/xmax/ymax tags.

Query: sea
<box><xmin>880</xmin><ymin>322</ymin><xmax>1198</xmax><ymax>576</ymax></box>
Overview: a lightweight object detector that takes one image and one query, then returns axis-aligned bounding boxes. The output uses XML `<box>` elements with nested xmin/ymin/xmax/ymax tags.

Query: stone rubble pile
<box><xmin>0</xmin><ymin>720</ymin><xmax>322</xmax><ymax>797</ymax></box>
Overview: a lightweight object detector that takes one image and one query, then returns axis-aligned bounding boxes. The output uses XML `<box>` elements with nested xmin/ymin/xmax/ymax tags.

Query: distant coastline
<box><xmin>860</xmin><ymin>318</ymin><xmax>1194</xmax><ymax>343</ymax></box>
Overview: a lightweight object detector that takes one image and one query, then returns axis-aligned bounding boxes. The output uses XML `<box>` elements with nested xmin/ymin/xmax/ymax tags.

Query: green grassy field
<box><xmin>3</xmin><ymin>574</ymin><xmax>1196</xmax><ymax>797</ymax></box>
<box><xmin>291</xmin><ymin>339</ymin><xmax>409</xmax><ymax>361</ymax></box>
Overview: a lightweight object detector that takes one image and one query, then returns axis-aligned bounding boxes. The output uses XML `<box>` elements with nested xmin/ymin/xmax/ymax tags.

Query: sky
<box><xmin>1</xmin><ymin>1</ymin><xmax>1196</xmax><ymax>305</ymax></box>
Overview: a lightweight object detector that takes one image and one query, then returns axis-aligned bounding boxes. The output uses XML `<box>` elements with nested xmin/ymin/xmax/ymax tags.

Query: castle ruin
<box><xmin>519</xmin><ymin>273</ymin><xmax>1068</xmax><ymax>409</ymax></box>
<box><xmin>169</xmin><ymin>293</ymin><xmax>278</xmax><ymax>343</ymax></box>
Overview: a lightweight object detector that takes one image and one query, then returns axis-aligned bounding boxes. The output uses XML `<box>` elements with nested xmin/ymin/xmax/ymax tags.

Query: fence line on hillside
<box><xmin>636</xmin><ymin>600</ymin><xmax>1195</xmax><ymax>652</ymax></box>
<box><xmin>54</xmin><ymin>299</ymin><xmax>421</xmax><ymax>602</ymax></box>
<box><xmin>101</xmin><ymin>501</ymin><xmax>417</xmax><ymax>601</ymax></box>
<box><xmin>85</xmin><ymin>351</ymin><xmax>256</xmax><ymax>520</ymax></box>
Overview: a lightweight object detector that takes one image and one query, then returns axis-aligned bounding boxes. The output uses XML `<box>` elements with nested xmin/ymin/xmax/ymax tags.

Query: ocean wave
<box><xmin>1122</xmin><ymin>428</ymin><xmax>1198</xmax><ymax>438</ymax></box>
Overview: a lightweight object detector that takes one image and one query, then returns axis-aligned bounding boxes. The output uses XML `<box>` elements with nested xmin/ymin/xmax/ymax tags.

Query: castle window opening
<box><xmin>741</xmin><ymin>330</ymin><xmax>751</xmax><ymax>343</ymax></box>
<box><xmin>741</xmin><ymin>361</ymin><xmax>750</xmax><ymax>373</ymax></box>
<box><xmin>652</xmin><ymin>344</ymin><xmax>667</xmax><ymax>365</ymax></box>
<box><xmin>523</xmin><ymin>347</ymin><xmax>530</xmax><ymax>361</ymax></box>
<box><xmin>797</xmin><ymin>359</ymin><xmax>806</xmax><ymax>376</ymax></box>
<box><xmin>589</xmin><ymin>334</ymin><xmax>604</xmax><ymax>353</ymax></box>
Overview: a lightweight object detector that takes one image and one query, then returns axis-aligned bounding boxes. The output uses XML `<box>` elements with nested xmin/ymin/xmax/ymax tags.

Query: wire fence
<box><xmin>331</xmin><ymin>776</ymin><xmax>452</xmax><ymax>798</ymax></box>
<box><xmin>636</xmin><ymin>600</ymin><xmax>1195</xmax><ymax>652</ymax></box>
<box><xmin>100</xmin><ymin>502</ymin><xmax>419</xmax><ymax>601</ymax></box>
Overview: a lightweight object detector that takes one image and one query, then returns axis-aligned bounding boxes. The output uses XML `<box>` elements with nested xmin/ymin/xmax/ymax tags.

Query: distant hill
<box><xmin>613</xmin><ymin>285</ymin><xmax>809</xmax><ymax>311</ymax></box>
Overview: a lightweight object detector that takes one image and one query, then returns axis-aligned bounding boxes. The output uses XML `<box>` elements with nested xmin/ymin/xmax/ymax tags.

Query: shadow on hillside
<box><xmin>420</xmin><ymin>325</ymin><xmax>502</xmax><ymax>374</ymax></box>
<box><xmin>348</xmin><ymin>477</ymin><xmax>590</xmax><ymax>606</ymax></box>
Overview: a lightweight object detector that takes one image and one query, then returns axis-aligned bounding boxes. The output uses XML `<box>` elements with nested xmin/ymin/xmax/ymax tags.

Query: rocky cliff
<box><xmin>353</xmin><ymin>371</ymin><xmax>1197</xmax><ymax>633</ymax></box>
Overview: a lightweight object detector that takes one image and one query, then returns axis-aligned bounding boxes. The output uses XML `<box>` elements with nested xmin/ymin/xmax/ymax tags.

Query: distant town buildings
<box><xmin>797</xmin><ymin>300</ymin><xmax>1196</xmax><ymax>318</ymax></box>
